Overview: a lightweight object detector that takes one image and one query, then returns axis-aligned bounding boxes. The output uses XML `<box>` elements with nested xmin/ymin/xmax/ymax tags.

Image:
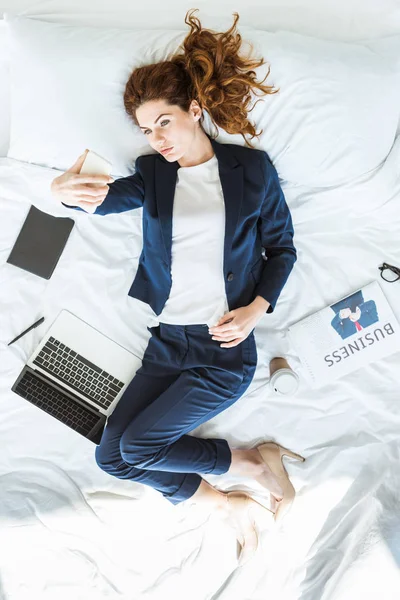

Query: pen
<box><xmin>7</xmin><ymin>316</ymin><xmax>45</xmax><ymax>346</ymax></box>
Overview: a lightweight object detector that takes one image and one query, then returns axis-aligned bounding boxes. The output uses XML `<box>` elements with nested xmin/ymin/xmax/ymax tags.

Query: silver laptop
<box><xmin>11</xmin><ymin>309</ymin><xmax>142</xmax><ymax>444</ymax></box>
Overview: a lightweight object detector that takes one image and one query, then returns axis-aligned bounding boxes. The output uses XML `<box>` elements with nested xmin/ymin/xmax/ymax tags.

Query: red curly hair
<box><xmin>123</xmin><ymin>8</ymin><xmax>279</xmax><ymax>149</ymax></box>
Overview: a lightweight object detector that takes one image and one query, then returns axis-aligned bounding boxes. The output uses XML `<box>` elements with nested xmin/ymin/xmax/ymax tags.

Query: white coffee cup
<box><xmin>269</xmin><ymin>357</ymin><xmax>300</xmax><ymax>396</ymax></box>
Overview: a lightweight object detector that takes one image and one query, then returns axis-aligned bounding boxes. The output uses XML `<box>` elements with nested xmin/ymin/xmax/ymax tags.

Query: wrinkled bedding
<box><xmin>1</xmin><ymin>128</ymin><xmax>400</xmax><ymax>598</ymax></box>
<box><xmin>2</xmin><ymin>1</ymin><xmax>400</xmax><ymax>598</ymax></box>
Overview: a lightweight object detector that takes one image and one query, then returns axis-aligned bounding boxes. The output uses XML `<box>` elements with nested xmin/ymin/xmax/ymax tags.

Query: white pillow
<box><xmin>362</xmin><ymin>34</ymin><xmax>400</xmax><ymax>137</ymax></box>
<box><xmin>0</xmin><ymin>20</ymin><xmax>11</xmax><ymax>157</ymax></box>
<box><xmin>244</xmin><ymin>29</ymin><xmax>400</xmax><ymax>186</ymax></box>
<box><xmin>4</xmin><ymin>14</ymin><xmax>186</xmax><ymax>178</ymax></box>
<box><xmin>4</xmin><ymin>13</ymin><xmax>400</xmax><ymax>185</ymax></box>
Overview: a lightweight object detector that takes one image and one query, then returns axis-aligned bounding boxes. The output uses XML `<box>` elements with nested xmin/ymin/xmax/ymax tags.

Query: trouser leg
<box><xmin>95</xmin><ymin>323</ymin><xmax>257</xmax><ymax>505</ymax></box>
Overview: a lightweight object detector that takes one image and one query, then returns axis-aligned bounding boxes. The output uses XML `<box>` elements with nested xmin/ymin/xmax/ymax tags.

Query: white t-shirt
<box><xmin>149</xmin><ymin>153</ymin><xmax>229</xmax><ymax>327</ymax></box>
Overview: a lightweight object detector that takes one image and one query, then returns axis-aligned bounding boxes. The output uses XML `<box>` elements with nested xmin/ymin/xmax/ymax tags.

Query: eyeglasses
<box><xmin>379</xmin><ymin>262</ymin><xmax>400</xmax><ymax>283</ymax></box>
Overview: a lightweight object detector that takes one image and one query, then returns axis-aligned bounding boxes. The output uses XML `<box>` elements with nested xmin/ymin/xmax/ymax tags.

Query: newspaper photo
<box><xmin>287</xmin><ymin>280</ymin><xmax>400</xmax><ymax>388</ymax></box>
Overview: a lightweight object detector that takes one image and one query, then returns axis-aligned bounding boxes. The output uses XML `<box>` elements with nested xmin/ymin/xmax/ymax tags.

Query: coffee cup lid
<box><xmin>270</xmin><ymin>369</ymin><xmax>299</xmax><ymax>395</ymax></box>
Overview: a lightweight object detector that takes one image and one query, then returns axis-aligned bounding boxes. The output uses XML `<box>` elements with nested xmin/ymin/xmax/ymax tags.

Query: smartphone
<box><xmin>80</xmin><ymin>150</ymin><xmax>113</xmax><ymax>214</ymax></box>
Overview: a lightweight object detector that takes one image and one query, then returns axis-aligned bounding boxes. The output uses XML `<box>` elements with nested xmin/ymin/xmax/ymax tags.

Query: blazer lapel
<box><xmin>154</xmin><ymin>133</ymin><xmax>243</xmax><ymax>269</ymax></box>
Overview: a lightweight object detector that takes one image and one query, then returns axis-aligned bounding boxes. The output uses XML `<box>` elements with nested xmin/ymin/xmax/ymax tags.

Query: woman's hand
<box><xmin>50</xmin><ymin>149</ymin><xmax>114</xmax><ymax>212</ymax></box>
<box><xmin>208</xmin><ymin>302</ymin><xmax>267</xmax><ymax>348</ymax></box>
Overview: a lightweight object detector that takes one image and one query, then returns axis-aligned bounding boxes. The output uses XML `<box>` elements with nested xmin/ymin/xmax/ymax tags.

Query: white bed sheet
<box><xmin>1</xmin><ymin>0</ymin><xmax>400</xmax><ymax>40</ymax></box>
<box><xmin>2</xmin><ymin>1</ymin><xmax>400</xmax><ymax>598</ymax></box>
<box><xmin>1</xmin><ymin>130</ymin><xmax>400</xmax><ymax>598</ymax></box>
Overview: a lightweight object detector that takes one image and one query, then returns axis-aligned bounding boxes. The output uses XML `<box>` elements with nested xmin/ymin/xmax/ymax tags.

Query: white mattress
<box><xmin>2</xmin><ymin>2</ymin><xmax>400</xmax><ymax>599</ymax></box>
<box><xmin>2</xmin><ymin>130</ymin><xmax>400</xmax><ymax>597</ymax></box>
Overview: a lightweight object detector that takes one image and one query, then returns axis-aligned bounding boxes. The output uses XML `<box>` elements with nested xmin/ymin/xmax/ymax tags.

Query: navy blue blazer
<box><xmin>62</xmin><ymin>133</ymin><xmax>297</xmax><ymax>316</ymax></box>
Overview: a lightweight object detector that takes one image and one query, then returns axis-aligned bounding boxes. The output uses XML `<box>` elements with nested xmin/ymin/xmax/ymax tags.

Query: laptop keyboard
<box><xmin>32</xmin><ymin>336</ymin><xmax>125</xmax><ymax>410</ymax></box>
<box><xmin>14</xmin><ymin>370</ymin><xmax>101</xmax><ymax>438</ymax></box>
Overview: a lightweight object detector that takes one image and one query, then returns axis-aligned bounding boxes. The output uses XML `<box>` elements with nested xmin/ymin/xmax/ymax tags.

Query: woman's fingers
<box><xmin>67</xmin><ymin>150</ymin><xmax>90</xmax><ymax>174</ymax></box>
<box><xmin>71</xmin><ymin>174</ymin><xmax>114</xmax><ymax>185</ymax></box>
<box><xmin>76</xmin><ymin>194</ymin><xmax>107</xmax><ymax>202</ymax></box>
<box><xmin>63</xmin><ymin>193</ymin><xmax>106</xmax><ymax>206</ymax></box>
<box><xmin>53</xmin><ymin>166</ymin><xmax>113</xmax><ymax>208</ymax></box>
<box><xmin>78</xmin><ymin>200</ymin><xmax>103</xmax><ymax>212</ymax></box>
<box><xmin>212</xmin><ymin>330</ymin><xmax>238</xmax><ymax>339</ymax></box>
<box><xmin>73</xmin><ymin>185</ymin><xmax>109</xmax><ymax>197</ymax></box>
<box><xmin>63</xmin><ymin>195</ymin><xmax>105</xmax><ymax>204</ymax></box>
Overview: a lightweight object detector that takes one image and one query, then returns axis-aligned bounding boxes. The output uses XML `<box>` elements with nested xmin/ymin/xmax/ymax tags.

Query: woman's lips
<box><xmin>161</xmin><ymin>147</ymin><xmax>173</xmax><ymax>155</ymax></box>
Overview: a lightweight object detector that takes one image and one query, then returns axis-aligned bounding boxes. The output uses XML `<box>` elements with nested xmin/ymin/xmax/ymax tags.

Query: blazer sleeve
<box><xmin>61</xmin><ymin>156</ymin><xmax>145</xmax><ymax>216</ymax></box>
<box><xmin>253</xmin><ymin>151</ymin><xmax>297</xmax><ymax>313</ymax></box>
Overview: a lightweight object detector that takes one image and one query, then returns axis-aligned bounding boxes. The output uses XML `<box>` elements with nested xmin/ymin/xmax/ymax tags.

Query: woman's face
<box><xmin>136</xmin><ymin>99</ymin><xmax>202</xmax><ymax>161</ymax></box>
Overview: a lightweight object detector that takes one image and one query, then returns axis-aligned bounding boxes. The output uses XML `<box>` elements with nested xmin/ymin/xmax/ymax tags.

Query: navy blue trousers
<box><xmin>95</xmin><ymin>322</ymin><xmax>258</xmax><ymax>505</ymax></box>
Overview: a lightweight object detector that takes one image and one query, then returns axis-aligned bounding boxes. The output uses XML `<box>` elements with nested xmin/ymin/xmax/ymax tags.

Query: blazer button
<box><xmin>227</xmin><ymin>272</ymin><xmax>234</xmax><ymax>281</ymax></box>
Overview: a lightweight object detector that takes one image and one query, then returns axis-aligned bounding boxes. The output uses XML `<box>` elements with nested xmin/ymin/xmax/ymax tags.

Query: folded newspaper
<box><xmin>287</xmin><ymin>280</ymin><xmax>400</xmax><ymax>387</ymax></box>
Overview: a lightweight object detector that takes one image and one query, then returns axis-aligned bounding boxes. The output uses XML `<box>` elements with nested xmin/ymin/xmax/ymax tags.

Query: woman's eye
<box><xmin>144</xmin><ymin>120</ymin><xmax>169</xmax><ymax>135</ymax></box>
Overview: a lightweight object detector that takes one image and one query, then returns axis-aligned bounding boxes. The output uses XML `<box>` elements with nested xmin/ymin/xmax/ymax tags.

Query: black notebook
<box><xmin>6</xmin><ymin>205</ymin><xmax>75</xmax><ymax>280</ymax></box>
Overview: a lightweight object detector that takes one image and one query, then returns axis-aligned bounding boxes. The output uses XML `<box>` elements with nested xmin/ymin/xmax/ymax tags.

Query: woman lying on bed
<box><xmin>50</xmin><ymin>8</ymin><xmax>306</xmax><ymax>566</ymax></box>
